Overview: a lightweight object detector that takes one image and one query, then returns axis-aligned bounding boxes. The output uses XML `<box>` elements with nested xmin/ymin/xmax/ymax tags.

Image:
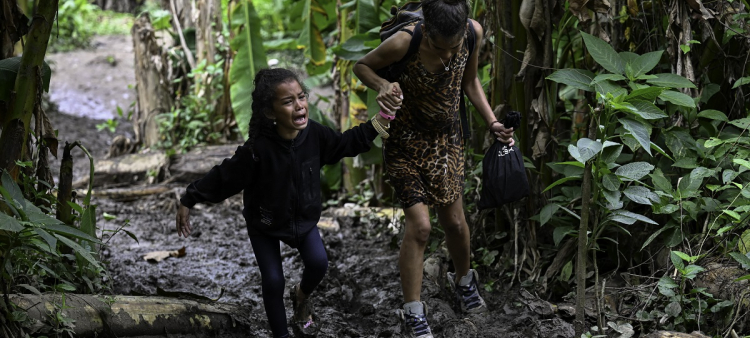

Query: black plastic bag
<box><xmin>478</xmin><ymin>111</ymin><xmax>530</xmax><ymax>210</ymax></box>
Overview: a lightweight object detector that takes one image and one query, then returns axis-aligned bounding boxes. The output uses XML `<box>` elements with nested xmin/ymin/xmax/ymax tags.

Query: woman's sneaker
<box><xmin>395</xmin><ymin>301</ymin><xmax>433</xmax><ymax>338</ymax></box>
<box><xmin>290</xmin><ymin>284</ymin><xmax>320</xmax><ymax>337</ymax></box>
<box><xmin>447</xmin><ymin>269</ymin><xmax>487</xmax><ymax>313</ymax></box>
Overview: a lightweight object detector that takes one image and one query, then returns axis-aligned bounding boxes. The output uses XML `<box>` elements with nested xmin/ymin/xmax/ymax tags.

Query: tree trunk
<box><xmin>0</xmin><ymin>0</ymin><xmax>57</xmax><ymax>180</ymax></box>
<box><xmin>131</xmin><ymin>15</ymin><xmax>172</xmax><ymax>149</ymax></box>
<box><xmin>10</xmin><ymin>294</ymin><xmax>254</xmax><ymax>337</ymax></box>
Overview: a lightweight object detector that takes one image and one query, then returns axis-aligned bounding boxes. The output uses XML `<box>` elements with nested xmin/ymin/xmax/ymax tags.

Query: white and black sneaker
<box><xmin>447</xmin><ymin>269</ymin><xmax>487</xmax><ymax>313</ymax></box>
<box><xmin>396</xmin><ymin>301</ymin><xmax>433</xmax><ymax>338</ymax></box>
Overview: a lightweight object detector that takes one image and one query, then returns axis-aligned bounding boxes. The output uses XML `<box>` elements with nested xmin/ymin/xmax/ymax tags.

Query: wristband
<box><xmin>379</xmin><ymin>110</ymin><xmax>396</xmax><ymax>121</ymax></box>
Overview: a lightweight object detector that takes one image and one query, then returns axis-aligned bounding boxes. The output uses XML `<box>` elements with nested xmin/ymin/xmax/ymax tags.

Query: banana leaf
<box><xmin>229</xmin><ymin>0</ymin><xmax>268</xmax><ymax>139</ymax></box>
<box><xmin>0</xmin><ymin>57</ymin><xmax>52</xmax><ymax>102</ymax></box>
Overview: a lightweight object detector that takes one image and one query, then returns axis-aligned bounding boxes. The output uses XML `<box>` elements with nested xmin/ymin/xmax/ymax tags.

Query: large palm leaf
<box><xmin>229</xmin><ymin>0</ymin><xmax>267</xmax><ymax>139</ymax></box>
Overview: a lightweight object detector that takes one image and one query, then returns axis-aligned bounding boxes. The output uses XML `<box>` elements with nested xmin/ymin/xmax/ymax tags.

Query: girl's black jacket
<box><xmin>180</xmin><ymin>119</ymin><xmax>379</xmax><ymax>247</ymax></box>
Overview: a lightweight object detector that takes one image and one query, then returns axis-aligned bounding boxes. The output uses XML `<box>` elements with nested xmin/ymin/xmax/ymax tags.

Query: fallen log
<box><xmin>694</xmin><ymin>261</ymin><xmax>750</xmax><ymax>332</ymax></box>
<box><xmin>90</xmin><ymin>184</ymin><xmax>174</xmax><ymax>201</ymax></box>
<box><xmin>10</xmin><ymin>294</ymin><xmax>256</xmax><ymax>337</ymax></box>
<box><xmin>641</xmin><ymin>331</ymin><xmax>710</xmax><ymax>338</ymax></box>
<box><xmin>168</xmin><ymin>144</ymin><xmax>238</xmax><ymax>183</ymax></box>
<box><xmin>73</xmin><ymin>152</ymin><xmax>168</xmax><ymax>189</ymax></box>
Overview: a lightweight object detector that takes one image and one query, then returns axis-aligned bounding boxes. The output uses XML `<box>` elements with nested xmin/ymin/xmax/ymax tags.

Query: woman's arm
<box><xmin>353</xmin><ymin>31</ymin><xmax>411</xmax><ymax>113</ymax></box>
<box><xmin>461</xmin><ymin>20</ymin><xmax>515</xmax><ymax>145</ymax></box>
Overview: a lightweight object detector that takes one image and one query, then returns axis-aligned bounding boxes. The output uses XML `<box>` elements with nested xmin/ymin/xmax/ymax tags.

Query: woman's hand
<box><xmin>491</xmin><ymin>122</ymin><xmax>515</xmax><ymax>146</ymax></box>
<box><xmin>176</xmin><ymin>204</ymin><xmax>192</xmax><ymax>238</ymax></box>
<box><xmin>377</xmin><ymin>82</ymin><xmax>403</xmax><ymax>114</ymax></box>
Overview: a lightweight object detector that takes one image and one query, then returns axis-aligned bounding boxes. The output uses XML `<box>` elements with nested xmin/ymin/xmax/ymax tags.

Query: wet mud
<box><xmin>46</xmin><ymin>34</ymin><xmax>576</xmax><ymax>338</ymax></box>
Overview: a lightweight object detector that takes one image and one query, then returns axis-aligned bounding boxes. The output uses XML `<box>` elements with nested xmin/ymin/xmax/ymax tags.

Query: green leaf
<box><xmin>602</xmin><ymin>189</ymin><xmax>623</xmax><ymax>210</ymax></box>
<box><xmin>17</xmin><ymin>284</ymin><xmax>42</xmax><ymax>296</ymax></box>
<box><xmin>646</xmin><ymin>73</ymin><xmax>697</xmax><ymax>89</ymax></box>
<box><xmin>42</xmin><ymin>224</ymin><xmax>102</xmax><ymax>245</ymax></box>
<box><xmin>581</xmin><ymin>32</ymin><xmax>624</xmax><ymax>74</ymax></box>
<box><xmin>0</xmin><ymin>212</ymin><xmax>23</xmax><ymax>232</ymax></box>
<box><xmin>542</xmin><ymin>176</ymin><xmax>582</xmax><ymax>193</ymax></box>
<box><xmin>671</xmin><ymin>251</ymin><xmax>686</xmax><ymax>270</ymax></box>
<box><xmin>629</xmin><ymin>100</ymin><xmax>668</xmax><ymax>120</ymax></box>
<box><xmin>609</xmin><ymin>214</ymin><xmax>636</xmax><ymax>225</ymax></box>
<box><xmin>540</xmin><ymin>203</ymin><xmax>560</xmax><ymax>226</ymax></box>
<box><xmin>229</xmin><ymin>0</ymin><xmax>268</xmax><ymax>138</ymax></box>
<box><xmin>0</xmin><ymin>57</ymin><xmax>52</xmax><ymax>101</ymax></box>
<box><xmin>560</xmin><ymin>260</ymin><xmax>573</xmax><ymax>282</ymax></box>
<box><xmin>613</xmin><ymin>210</ymin><xmax>659</xmax><ymax>225</ymax></box>
<box><xmin>723</xmin><ymin>210</ymin><xmax>741</xmax><ymax>221</ymax></box>
<box><xmin>298</xmin><ymin>0</ymin><xmax>327</xmax><ymax>66</ymax></box>
<box><xmin>553</xmin><ymin>226</ymin><xmax>576</xmax><ymax>247</ymax></box>
<box><xmin>623</xmin><ymin>186</ymin><xmax>657</xmax><ymax>205</ymax></box>
<box><xmin>673</xmin><ymin>157</ymin><xmax>698</xmax><ymax>169</ymax></box>
<box><xmin>1</xmin><ymin>171</ymin><xmax>25</xmax><ymax>212</ymax></box>
<box><xmin>650</xmin><ymin>142</ymin><xmax>674</xmax><ymax>161</ymax></box>
<box><xmin>619</xmin><ymin>118</ymin><xmax>652</xmax><ymax>155</ymax></box>
<box><xmin>732</xmin><ymin>76</ymin><xmax>750</xmax><ymax>89</ymax></box>
<box><xmin>79</xmin><ymin>206</ymin><xmax>97</xmax><ymax>251</ymax></box>
<box><xmin>615</xmin><ymin>162</ymin><xmax>654</xmax><ymax>181</ymax></box>
<box><xmin>630</xmin><ymin>51</ymin><xmax>663</xmax><ymax>78</ymax></box>
<box><xmin>734</xmin><ymin>159</ymin><xmax>750</xmax><ymax>170</ymax></box>
<box><xmin>619</xmin><ymin>51</ymin><xmax>639</xmax><ymax>65</ymax></box>
<box><xmin>697</xmin><ymin>109</ymin><xmax>729</xmax><ymax>122</ymax></box>
<box><xmin>740</xmin><ymin>230</ymin><xmax>750</xmax><ymax>255</ymax></box>
<box><xmin>625</xmin><ymin>87</ymin><xmax>666</xmax><ymax>102</ymax></box>
<box><xmin>602</xmin><ymin>174</ymin><xmax>621</xmax><ymax>191</ymax></box>
<box><xmin>641</xmin><ymin>225</ymin><xmax>672</xmax><ymax>250</ymax></box>
<box><xmin>55</xmin><ymin>235</ymin><xmax>102</xmax><ymax>269</ymax></box>
<box><xmin>601</xmin><ymin>143</ymin><xmax>623</xmax><ymax>163</ymax></box>
<box><xmin>33</xmin><ymin>228</ymin><xmax>57</xmax><ymax>252</ymax></box>
<box><xmin>704</xmin><ymin>137</ymin><xmax>724</xmax><ymax>148</ymax></box>
<box><xmin>665</xmin><ymin>302</ymin><xmax>682</xmax><ymax>317</ymax></box>
<box><xmin>594</xmin><ymin>80</ymin><xmax>628</xmax><ymax>98</ymax></box>
<box><xmin>591</xmin><ymin>73</ymin><xmax>627</xmax><ymax>84</ymax></box>
<box><xmin>352</xmin><ymin>0</ymin><xmax>379</xmax><ymax>34</ymax></box>
<box><xmin>650</xmin><ymin>169</ymin><xmax>673</xmax><ymax>193</ymax></box>
<box><xmin>25</xmin><ymin>202</ymin><xmax>64</xmax><ymax>226</ymax></box>
<box><xmin>546</xmin><ymin>69</ymin><xmax>595</xmax><ymax>92</ymax></box>
<box><xmin>729</xmin><ymin>117</ymin><xmax>750</xmax><ymax>130</ymax></box>
<box><xmin>659</xmin><ymin>90</ymin><xmax>696</xmax><ymax>108</ymax></box>
<box><xmin>730</xmin><ymin>252</ymin><xmax>750</xmax><ymax>268</ymax></box>
<box><xmin>576</xmin><ymin>138</ymin><xmax>602</xmax><ymax>163</ymax></box>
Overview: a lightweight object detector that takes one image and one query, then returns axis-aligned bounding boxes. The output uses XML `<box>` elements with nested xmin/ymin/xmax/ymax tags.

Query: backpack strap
<box><xmin>406</xmin><ymin>20</ymin><xmax>423</xmax><ymax>62</ymax></box>
<box><xmin>459</xmin><ymin>19</ymin><xmax>476</xmax><ymax>140</ymax></box>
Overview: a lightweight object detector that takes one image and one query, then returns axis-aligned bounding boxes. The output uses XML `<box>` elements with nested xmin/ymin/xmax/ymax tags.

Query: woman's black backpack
<box><xmin>477</xmin><ymin>111</ymin><xmax>530</xmax><ymax>210</ymax></box>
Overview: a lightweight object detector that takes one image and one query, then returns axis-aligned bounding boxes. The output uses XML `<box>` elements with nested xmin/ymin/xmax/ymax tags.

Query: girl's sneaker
<box><xmin>395</xmin><ymin>301</ymin><xmax>433</xmax><ymax>338</ymax></box>
<box><xmin>290</xmin><ymin>284</ymin><xmax>320</xmax><ymax>337</ymax></box>
<box><xmin>447</xmin><ymin>269</ymin><xmax>487</xmax><ymax>313</ymax></box>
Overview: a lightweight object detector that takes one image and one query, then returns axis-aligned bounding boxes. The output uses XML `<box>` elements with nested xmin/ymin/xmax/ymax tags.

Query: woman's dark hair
<box><xmin>422</xmin><ymin>0</ymin><xmax>470</xmax><ymax>40</ymax></box>
<box><xmin>247</xmin><ymin>68</ymin><xmax>307</xmax><ymax>157</ymax></box>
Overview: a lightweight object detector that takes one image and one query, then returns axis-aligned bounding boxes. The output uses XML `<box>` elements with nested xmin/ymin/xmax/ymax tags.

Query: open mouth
<box><xmin>293</xmin><ymin>114</ymin><xmax>307</xmax><ymax>126</ymax></box>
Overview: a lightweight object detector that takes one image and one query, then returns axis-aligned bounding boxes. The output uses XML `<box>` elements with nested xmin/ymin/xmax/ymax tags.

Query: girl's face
<box><xmin>267</xmin><ymin>80</ymin><xmax>309</xmax><ymax>140</ymax></box>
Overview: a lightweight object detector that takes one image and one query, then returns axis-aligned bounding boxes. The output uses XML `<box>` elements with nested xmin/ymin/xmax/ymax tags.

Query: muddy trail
<box><xmin>46</xmin><ymin>35</ymin><xmax>575</xmax><ymax>338</ymax></box>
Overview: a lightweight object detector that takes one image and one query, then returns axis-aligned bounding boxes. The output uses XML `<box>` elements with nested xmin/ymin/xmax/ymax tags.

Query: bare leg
<box><xmin>436</xmin><ymin>196</ymin><xmax>471</xmax><ymax>283</ymax></box>
<box><xmin>400</xmin><ymin>203</ymin><xmax>432</xmax><ymax>303</ymax></box>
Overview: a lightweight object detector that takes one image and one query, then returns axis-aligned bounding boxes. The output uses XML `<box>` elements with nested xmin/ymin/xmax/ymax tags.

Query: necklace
<box><xmin>438</xmin><ymin>56</ymin><xmax>449</xmax><ymax>71</ymax></box>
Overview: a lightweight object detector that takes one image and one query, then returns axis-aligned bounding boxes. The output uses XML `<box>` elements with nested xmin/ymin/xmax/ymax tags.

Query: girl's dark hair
<box><xmin>422</xmin><ymin>0</ymin><xmax>470</xmax><ymax>40</ymax></box>
<box><xmin>247</xmin><ymin>68</ymin><xmax>307</xmax><ymax>157</ymax></box>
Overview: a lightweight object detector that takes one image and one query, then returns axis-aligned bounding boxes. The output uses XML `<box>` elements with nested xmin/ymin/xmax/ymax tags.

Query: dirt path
<box><xmin>46</xmin><ymin>34</ymin><xmax>575</xmax><ymax>338</ymax></box>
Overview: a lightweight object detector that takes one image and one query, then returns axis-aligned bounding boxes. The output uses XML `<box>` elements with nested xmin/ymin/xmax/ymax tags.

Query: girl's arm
<box><xmin>461</xmin><ymin>20</ymin><xmax>515</xmax><ymax>145</ymax></box>
<box><xmin>180</xmin><ymin>144</ymin><xmax>256</xmax><ymax>208</ymax></box>
<box><xmin>317</xmin><ymin>117</ymin><xmax>390</xmax><ymax>165</ymax></box>
<box><xmin>353</xmin><ymin>30</ymin><xmax>410</xmax><ymax>113</ymax></box>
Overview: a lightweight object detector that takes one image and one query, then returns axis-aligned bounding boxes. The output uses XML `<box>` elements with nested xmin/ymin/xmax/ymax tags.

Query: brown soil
<box><xmin>45</xmin><ymin>34</ymin><xmax>576</xmax><ymax>338</ymax></box>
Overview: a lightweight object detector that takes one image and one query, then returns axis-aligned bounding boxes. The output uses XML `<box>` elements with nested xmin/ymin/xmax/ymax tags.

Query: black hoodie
<box><xmin>180</xmin><ymin>119</ymin><xmax>379</xmax><ymax>247</ymax></box>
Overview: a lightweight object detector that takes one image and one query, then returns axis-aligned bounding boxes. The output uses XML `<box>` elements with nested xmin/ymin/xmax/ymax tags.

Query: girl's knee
<box><xmin>262</xmin><ymin>271</ymin><xmax>286</xmax><ymax>293</ymax></box>
<box><xmin>443</xmin><ymin>218</ymin><xmax>467</xmax><ymax>235</ymax></box>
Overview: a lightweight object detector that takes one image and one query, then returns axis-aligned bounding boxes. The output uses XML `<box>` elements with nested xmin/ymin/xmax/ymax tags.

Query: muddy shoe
<box><xmin>396</xmin><ymin>301</ymin><xmax>433</xmax><ymax>338</ymax></box>
<box><xmin>290</xmin><ymin>284</ymin><xmax>320</xmax><ymax>337</ymax></box>
<box><xmin>447</xmin><ymin>269</ymin><xmax>487</xmax><ymax>314</ymax></box>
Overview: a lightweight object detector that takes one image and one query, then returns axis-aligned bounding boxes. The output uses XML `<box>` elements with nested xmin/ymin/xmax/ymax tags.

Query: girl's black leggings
<box><xmin>249</xmin><ymin>228</ymin><xmax>328</xmax><ymax>338</ymax></box>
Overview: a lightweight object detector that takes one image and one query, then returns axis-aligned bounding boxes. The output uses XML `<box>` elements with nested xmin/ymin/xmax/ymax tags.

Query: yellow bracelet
<box><xmin>371</xmin><ymin>115</ymin><xmax>390</xmax><ymax>139</ymax></box>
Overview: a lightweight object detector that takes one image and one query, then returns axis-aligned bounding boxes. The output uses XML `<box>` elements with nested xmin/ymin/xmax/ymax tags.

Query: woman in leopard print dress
<box><xmin>353</xmin><ymin>0</ymin><xmax>515</xmax><ymax>336</ymax></box>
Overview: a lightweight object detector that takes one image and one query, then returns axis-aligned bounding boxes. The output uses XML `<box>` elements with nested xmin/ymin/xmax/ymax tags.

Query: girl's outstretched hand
<box><xmin>176</xmin><ymin>204</ymin><xmax>192</xmax><ymax>238</ymax></box>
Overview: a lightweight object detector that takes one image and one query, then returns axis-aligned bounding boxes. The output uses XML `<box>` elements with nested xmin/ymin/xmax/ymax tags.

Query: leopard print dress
<box><xmin>384</xmin><ymin>29</ymin><xmax>470</xmax><ymax>208</ymax></box>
